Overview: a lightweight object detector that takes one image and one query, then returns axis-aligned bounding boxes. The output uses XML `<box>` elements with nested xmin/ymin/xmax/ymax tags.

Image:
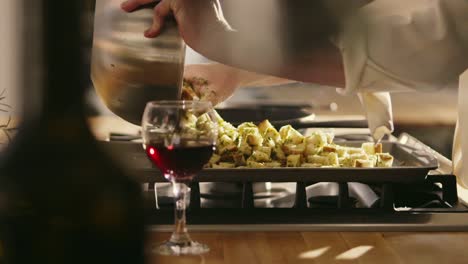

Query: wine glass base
<box><xmin>152</xmin><ymin>240</ymin><xmax>210</xmax><ymax>256</ymax></box>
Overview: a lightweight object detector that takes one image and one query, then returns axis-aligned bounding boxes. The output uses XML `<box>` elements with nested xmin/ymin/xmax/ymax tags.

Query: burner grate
<box><xmin>144</xmin><ymin>175</ymin><xmax>462</xmax><ymax>226</ymax></box>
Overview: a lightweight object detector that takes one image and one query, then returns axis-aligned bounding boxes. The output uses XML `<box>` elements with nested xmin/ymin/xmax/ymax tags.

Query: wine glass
<box><xmin>141</xmin><ymin>100</ymin><xmax>217</xmax><ymax>255</ymax></box>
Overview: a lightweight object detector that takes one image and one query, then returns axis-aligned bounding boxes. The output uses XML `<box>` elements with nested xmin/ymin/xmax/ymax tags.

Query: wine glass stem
<box><xmin>169</xmin><ymin>181</ymin><xmax>191</xmax><ymax>244</ymax></box>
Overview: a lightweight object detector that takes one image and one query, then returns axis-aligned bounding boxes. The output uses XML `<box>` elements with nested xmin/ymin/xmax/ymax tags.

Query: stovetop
<box><xmin>100</xmin><ymin>130</ymin><xmax>468</xmax><ymax>231</ymax></box>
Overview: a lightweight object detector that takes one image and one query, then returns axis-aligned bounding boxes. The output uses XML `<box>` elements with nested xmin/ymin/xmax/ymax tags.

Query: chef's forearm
<box><xmin>274</xmin><ymin>41</ymin><xmax>345</xmax><ymax>87</ymax></box>
<box><xmin>193</xmin><ymin>31</ymin><xmax>345</xmax><ymax>88</ymax></box>
<box><xmin>191</xmin><ymin>0</ymin><xmax>346</xmax><ymax>87</ymax></box>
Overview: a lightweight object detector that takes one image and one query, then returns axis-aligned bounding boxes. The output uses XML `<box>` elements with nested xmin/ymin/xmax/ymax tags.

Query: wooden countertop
<box><xmin>147</xmin><ymin>231</ymin><xmax>468</xmax><ymax>264</ymax></box>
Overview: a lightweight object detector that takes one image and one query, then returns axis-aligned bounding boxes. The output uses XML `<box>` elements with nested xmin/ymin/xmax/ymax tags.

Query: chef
<box><xmin>121</xmin><ymin>0</ymin><xmax>468</xmax><ymax>202</ymax></box>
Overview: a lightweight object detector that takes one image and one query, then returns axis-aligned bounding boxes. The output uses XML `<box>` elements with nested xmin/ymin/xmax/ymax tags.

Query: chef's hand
<box><xmin>184</xmin><ymin>64</ymin><xmax>292</xmax><ymax>106</ymax></box>
<box><xmin>121</xmin><ymin>0</ymin><xmax>232</xmax><ymax>51</ymax></box>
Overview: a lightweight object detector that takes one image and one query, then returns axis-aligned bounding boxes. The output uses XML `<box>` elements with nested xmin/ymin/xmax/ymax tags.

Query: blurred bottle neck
<box><xmin>21</xmin><ymin>0</ymin><xmax>86</xmax><ymax>122</ymax></box>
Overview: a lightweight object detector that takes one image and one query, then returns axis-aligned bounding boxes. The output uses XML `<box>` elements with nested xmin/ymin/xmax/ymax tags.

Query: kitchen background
<box><xmin>0</xmin><ymin>1</ymin><xmax>457</xmax><ymax>158</ymax></box>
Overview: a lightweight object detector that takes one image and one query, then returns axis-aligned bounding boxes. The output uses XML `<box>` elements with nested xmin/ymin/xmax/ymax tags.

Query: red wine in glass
<box><xmin>145</xmin><ymin>141</ymin><xmax>214</xmax><ymax>182</ymax></box>
<box><xmin>142</xmin><ymin>100</ymin><xmax>216</xmax><ymax>255</ymax></box>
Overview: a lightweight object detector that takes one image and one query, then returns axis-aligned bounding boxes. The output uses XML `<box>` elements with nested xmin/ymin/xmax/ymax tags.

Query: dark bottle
<box><xmin>0</xmin><ymin>1</ymin><xmax>145</xmax><ymax>263</ymax></box>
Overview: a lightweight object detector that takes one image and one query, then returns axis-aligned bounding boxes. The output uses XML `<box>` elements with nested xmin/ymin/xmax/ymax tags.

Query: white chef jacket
<box><xmin>334</xmin><ymin>0</ymin><xmax>468</xmax><ymax>195</ymax></box>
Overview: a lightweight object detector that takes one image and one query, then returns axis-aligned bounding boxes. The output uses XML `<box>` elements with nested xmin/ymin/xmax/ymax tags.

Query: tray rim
<box><xmin>107</xmin><ymin>140</ymin><xmax>440</xmax><ymax>183</ymax></box>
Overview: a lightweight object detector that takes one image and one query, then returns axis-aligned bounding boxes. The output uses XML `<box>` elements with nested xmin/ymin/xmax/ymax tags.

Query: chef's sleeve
<box><xmin>334</xmin><ymin>0</ymin><xmax>468</xmax><ymax>95</ymax></box>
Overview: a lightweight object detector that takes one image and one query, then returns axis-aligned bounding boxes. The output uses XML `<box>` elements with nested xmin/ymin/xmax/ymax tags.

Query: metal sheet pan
<box><xmin>101</xmin><ymin>141</ymin><xmax>438</xmax><ymax>184</ymax></box>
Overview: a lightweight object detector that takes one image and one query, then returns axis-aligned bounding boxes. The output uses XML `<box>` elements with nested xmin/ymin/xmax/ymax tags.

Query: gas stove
<box><xmin>100</xmin><ymin>129</ymin><xmax>468</xmax><ymax>232</ymax></box>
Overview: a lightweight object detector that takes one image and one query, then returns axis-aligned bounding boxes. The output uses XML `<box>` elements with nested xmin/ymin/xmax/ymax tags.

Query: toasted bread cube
<box><xmin>211</xmin><ymin>162</ymin><xmax>235</xmax><ymax>169</ymax></box>
<box><xmin>279</xmin><ymin>125</ymin><xmax>304</xmax><ymax>144</ymax></box>
<box><xmin>217</xmin><ymin>135</ymin><xmax>237</xmax><ymax>154</ymax></box>
<box><xmin>238</xmin><ymin>140</ymin><xmax>253</xmax><ymax>156</ymax></box>
<box><xmin>279</xmin><ymin>125</ymin><xmax>291</xmax><ymax>139</ymax></box>
<box><xmin>238</xmin><ymin>122</ymin><xmax>257</xmax><ymax>133</ymax></box>
<box><xmin>219</xmin><ymin>152</ymin><xmax>235</xmax><ymax>162</ymax></box>
<box><xmin>217</xmin><ymin>162</ymin><xmax>236</xmax><ymax>168</ymax></box>
<box><xmin>336</xmin><ymin>146</ymin><xmax>348</xmax><ymax>157</ymax></box>
<box><xmin>239</xmin><ymin>126</ymin><xmax>264</xmax><ymax>146</ymax></box>
<box><xmin>273</xmin><ymin>145</ymin><xmax>286</xmax><ymax>160</ymax></box>
<box><xmin>339</xmin><ymin>153</ymin><xmax>370</xmax><ymax>168</ymax></box>
<box><xmin>209</xmin><ymin>154</ymin><xmax>221</xmax><ymax>165</ymax></box>
<box><xmin>307</xmin><ymin>155</ymin><xmax>328</xmax><ymax>165</ymax></box>
<box><xmin>325</xmin><ymin>132</ymin><xmax>335</xmax><ymax>144</ymax></box>
<box><xmin>264</xmin><ymin>127</ymin><xmax>282</xmax><ymax>144</ymax></box>
<box><xmin>377</xmin><ymin>153</ymin><xmax>394</xmax><ymax>167</ymax></box>
<box><xmin>346</xmin><ymin>147</ymin><xmax>366</xmax><ymax>155</ymax></box>
<box><xmin>212</xmin><ymin>110</ymin><xmax>224</xmax><ymax>123</ymax></box>
<box><xmin>218</xmin><ymin>125</ymin><xmax>225</xmax><ymax>136</ymax></box>
<box><xmin>264</xmin><ymin>161</ymin><xmax>282</xmax><ymax>168</ymax></box>
<box><xmin>181</xmin><ymin>113</ymin><xmax>197</xmax><ymax>127</ymax></box>
<box><xmin>305</xmin><ymin>132</ymin><xmax>328</xmax><ymax>148</ymax></box>
<box><xmin>246</xmin><ymin>133</ymin><xmax>264</xmax><ymax>146</ymax></box>
<box><xmin>304</xmin><ymin>143</ymin><xmax>321</xmax><ymax>155</ymax></box>
<box><xmin>246</xmin><ymin>159</ymin><xmax>266</xmax><ymax>168</ymax></box>
<box><xmin>181</xmin><ymin>84</ymin><xmax>199</xmax><ymax>100</ymax></box>
<box><xmin>240</xmin><ymin>127</ymin><xmax>257</xmax><ymax>134</ymax></box>
<box><xmin>339</xmin><ymin>157</ymin><xmax>354</xmax><ymax>167</ymax></box>
<box><xmin>362</xmin><ymin>142</ymin><xmax>376</xmax><ymax>155</ymax></box>
<box><xmin>221</xmin><ymin>124</ymin><xmax>239</xmax><ymax>141</ymax></box>
<box><xmin>264</xmin><ymin>138</ymin><xmax>276</xmax><ymax>148</ymax></box>
<box><xmin>196</xmin><ymin>112</ymin><xmax>209</xmax><ymax>124</ymax></box>
<box><xmin>354</xmin><ymin>159</ymin><xmax>375</xmax><ymax>168</ymax></box>
<box><xmin>219</xmin><ymin>134</ymin><xmax>234</xmax><ymax>144</ymax></box>
<box><xmin>286</xmin><ymin>154</ymin><xmax>302</xmax><ymax>167</ymax></box>
<box><xmin>251</xmin><ymin>150</ymin><xmax>271</xmax><ymax>162</ymax></box>
<box><xmin>254</xmin><ymin>146</ymin><xmax>272</xmax><ymax>157</ymax></box>
<box><xmin>327</xmin><ymin>152</ymin><xmax>340</xmax><ymax>167</ymax></box>
<box><xmin>349</xmin><ymin>153</ymin><xmax>369</xmax><ymax>160</ymax></box>
<box><xmin>283</xmin><ymin>143</ymin><xmax>306</xmax><ymax>155</ymax></box>
<box><xmin>368</xmin><ymin>155</ymin><xmax>378</xmax><ymax>166</ymax></box>
<box><xmin>322</xmin><ymin>145</ymin><xmax>337</xmax><ymax>153</ymax></box>
<box><xmin>374</xmin><ymin>143</ymin><xmax>383</xmax><ymax>154</ymax></box>
<box><xmin>233</xmin><ymin>152</ymin><xmax>247</xmax><ymax>166</ymax></box>
<box><xmin>221</xmin><ymin>121</ymin><xmax>236</xmax><ymax>131</ymax></box>
<box><xmin>258</xmin><ymin>119</ymin><xmax>274</xmax><ymax>134</ymax></box>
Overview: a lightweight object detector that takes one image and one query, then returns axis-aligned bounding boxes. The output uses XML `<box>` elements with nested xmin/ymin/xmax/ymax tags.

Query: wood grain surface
<box><xmin>146</xmin><ymin>232</ymin><xmax>468</xmax><ymax>264</ymax></box>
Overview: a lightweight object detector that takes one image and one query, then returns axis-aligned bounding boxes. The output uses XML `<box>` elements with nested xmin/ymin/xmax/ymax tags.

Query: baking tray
<box><xmin>100</xmin><ymin>141</ymin><xmax>439</xmax><ymax>184</ymax></box>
